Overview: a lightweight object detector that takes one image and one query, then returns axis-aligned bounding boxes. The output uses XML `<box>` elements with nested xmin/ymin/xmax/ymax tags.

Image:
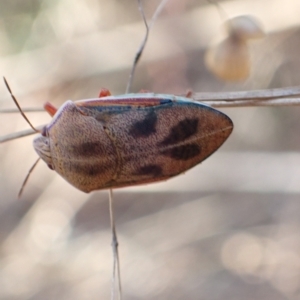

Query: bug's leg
<box><xmin>44</xmin><ymin>102</ymin><xmax>58</xmax><ymax>117</ymax></box>
<box><xmin>99</xmin><ymin>88</ymin><xmax>111</xmax><ymax>97</ymax></box>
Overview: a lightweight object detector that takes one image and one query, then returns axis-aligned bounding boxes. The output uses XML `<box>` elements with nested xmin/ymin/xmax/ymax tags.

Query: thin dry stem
<box><xmin>109</xmin><ymin>189</ymin><xmax>122</xmax><ymax>300</ymax></box>
<box><xmin>204</xmin><ymin>98</ymin><xmax>300</xmax><ymax>108</ymax></box>
<box><xmin>110</xmin><ymin>2</ymin><xmax>170</xmax><ymax>299</ymax></box>
<box><xmin>126</xmin><ymin>0</ymin><xmax>149</xmax><ymax>94</ymax></box>
<box><xmin>0</xmin><ymin>86</ymin><xmax>300</xmax><ymax>144</ymax></box>
<box><xmin>0</xmin><ymin>125</ymin><xmax>45</xmax><ymax>143</ymax></box>
<box><xmin>0</xmin><ymin>108</ymin><xmax>45</xmax><ymax>113</ymax></box>
<box><xmin>192</xmin><ymin>85</ymin><xmax>300</xmax><ymax>101</ymax></box>
<box><xmin>126</xmin><ymin>0</ymin><xmax>169</xmax><ymax>93</ymax></box>
<box><xmin>207</xmin><ymin>0</ymin><xmax>228</xmax><ymax>22</ymax></box>
<box><xmin>2</xmin><ymin>86</ymin><xmax>300</xmax><ymax>143</ymax></box>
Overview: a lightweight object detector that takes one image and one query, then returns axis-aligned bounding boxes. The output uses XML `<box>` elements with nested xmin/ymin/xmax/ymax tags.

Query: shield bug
<box><xmin>4</xmin><ymin>80</ymin><xmax>233</xmax><ymax>193</ymax></box>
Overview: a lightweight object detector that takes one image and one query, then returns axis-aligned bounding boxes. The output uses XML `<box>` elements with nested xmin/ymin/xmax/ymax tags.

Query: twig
<box><xmin>126</xmin><ymin>0</ymin><xmax>148</xmax><ymax>94</ymax></box>
<box><xmin>2</xmin><ymin>86</ymin><xmax>300</xmax><ymax>143</ymax></box>
<box><xmin>0</xmin><ymin>107</ymin><xmax>45</xmax><ymax>113</ymax></box>
<box><xmin>109</xmin><ymin>189</ymin><xmax>122</xmax><ymax>300</ymax></box>
<box><xmin>207</xmin><ymin>0</ymin><xmax>228</xmax><ymax>22</ymax></box>
<box><xmin>109</xmin><ymin>1</ymin><xmax>170</xmax><ymax>299</ymax></box>
<box><xmin>0</xmin><ymin>125</ymin><xmax>45</xmax><ymax>143</ymax></box>
<box><xmin>203</xmin><ymin>98</ymin><xmax>300</xmax><ymax>108</ymax></box>
<box><xmin>192</xmin><ymin>85</ymin><xmax>300</xmax><ymax>101</ymax></box>
<box><xmin>190</xmin><ymin>86</ymin><xmax>300</xmax><ymax>107</ymax></box>
<box><xmin>126</xmin><ymin>0</ymin><xmax>170</xmax><ymax>93</ymax></box>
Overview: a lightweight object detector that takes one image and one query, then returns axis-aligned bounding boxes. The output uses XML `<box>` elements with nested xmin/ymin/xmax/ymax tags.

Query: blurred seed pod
<box><xmin>205</xmin><ymin>15</ymin><xmax>265</xmax><ymax>82</ymax></box>
<box><xmin>205</xmin><ymin>37</ymin><xmax>250</xmax><ymax>81</ymax></box>
<box><xmin>226</xmin><ymin>15</ymin><xmax>265</xmax><ymax>41</ymax></box>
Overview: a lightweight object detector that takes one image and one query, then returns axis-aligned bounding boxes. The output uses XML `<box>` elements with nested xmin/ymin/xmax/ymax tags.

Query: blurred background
<box><xmin>1</xmin><ymin>0</ymin><xmax>300</xmax><ymax>299</ymax></box>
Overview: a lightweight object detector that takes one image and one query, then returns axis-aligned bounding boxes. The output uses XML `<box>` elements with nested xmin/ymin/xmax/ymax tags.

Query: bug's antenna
<box><xmin>18</xmin><ymin>158</ymin><xmax>40</xmax><ymax>198</ymax></box>
<box><xmin>3</xmin><ymin>77</ymin><xmax>40</xmax><ymax>133</ymax></box>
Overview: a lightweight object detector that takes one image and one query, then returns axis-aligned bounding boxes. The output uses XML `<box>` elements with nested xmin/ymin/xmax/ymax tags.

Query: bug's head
<box><xmin>33</xmin><ymin>127</ymin><xmax>53</xmax><ymax>170</ymax></box>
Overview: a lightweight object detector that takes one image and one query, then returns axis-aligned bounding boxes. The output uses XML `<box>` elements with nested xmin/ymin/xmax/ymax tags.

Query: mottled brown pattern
<box><xmin>72</xmin><ymin>141</ymin><xmax>104</xmax><ymax>157</ymax></box>
<box><xmin>129</xmin><ymin>110</ymin><xmax>157</xmax><ymax>138</ymax></box>
<box><xmin>71</xmin><ymin>162</ymin><xmax>110</xmax><ymax>177</ymax></box>
<box><xmin>134</xmin><ymin>164</ymin><xmax>163</xmax><ymax>177</ymax></box>
<box><xmin>161</xmin><ymin>144</ymin><xmax>201</xmax><ymax>160</ymax></box>
<box><xmin>159</xmin><ymin>118</ymin><xmax>199</xmax><ymax>146</ymax></box>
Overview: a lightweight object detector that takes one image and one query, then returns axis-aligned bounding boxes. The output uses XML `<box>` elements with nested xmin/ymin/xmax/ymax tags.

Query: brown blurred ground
<box><xmin>1</xmin><ymin>0</ymin><xmax>300</xmax><ymax>299</ymax></box>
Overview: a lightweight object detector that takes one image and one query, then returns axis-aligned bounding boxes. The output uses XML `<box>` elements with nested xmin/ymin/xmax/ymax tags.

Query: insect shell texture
<box><xmin>33</xmin><ymin>94</ymin><xmax>233</xmax><ymax>193</ymax></box>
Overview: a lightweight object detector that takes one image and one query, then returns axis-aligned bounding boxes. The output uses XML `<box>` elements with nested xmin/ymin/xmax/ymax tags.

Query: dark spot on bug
<box><xmin>134</xmin><ymin>164</ymin><xmax>163</xmax><ymax>177</ymax></box>
<box><xmin>41</xmin><ymin>126</ymin><xmax>47</xmax><ymax>137</ymax></box>
<box><xmin>73</xmin><ymin>142</ymin><xmax>104</xmax><ymax>156</ymax></box>
<box><xmin>129</xmin><ymin>110</ymin><xmax>157</xmax><ymax>138</ymax></box>
<box><xmin>159</xmin><ymin>118</ymin><xmax>199</xmax><ymax>146</ymax></box>
<box><xmin>161</xmin><ymin>143</ymin><xmax>201</xmax><ymax>160</ymax></box>
<box><xmin>72</xmin><ymin>163</ymin><xmax>107</xmax><ymax>176</ymax></box>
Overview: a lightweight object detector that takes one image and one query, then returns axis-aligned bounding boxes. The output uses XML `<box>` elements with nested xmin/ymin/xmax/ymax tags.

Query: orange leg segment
<box><xmin>185</xmin><ymin>90</ymin><xmax>193</xmax><ymax>98</ymax></box>
<box><xmin>44</xmin><ymin>102</ymin><xmax>58</xmax><ymax>117</ymax></box>
<box><xmin>98</xmin><ymin>88</ymin><xmax>112</xmax><ymax>97</ymax></box>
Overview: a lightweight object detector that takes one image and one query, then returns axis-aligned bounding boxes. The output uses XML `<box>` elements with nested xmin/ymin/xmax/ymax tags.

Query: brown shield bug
<box><xmin>4</xmin><ymin>79</ymin><xmax>233</xmax><ymax>193</ymax></box>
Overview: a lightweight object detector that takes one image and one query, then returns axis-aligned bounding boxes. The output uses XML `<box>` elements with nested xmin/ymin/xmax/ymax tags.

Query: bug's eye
<box><xmin>41</xmin><ymin>127</ymin><xmax>47</xmax><ymax>137</ymax></box>
<box><xmin>47</xmin><ymin>164</ymin><xmax>54</xmax><ymax>170</ymax></box>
